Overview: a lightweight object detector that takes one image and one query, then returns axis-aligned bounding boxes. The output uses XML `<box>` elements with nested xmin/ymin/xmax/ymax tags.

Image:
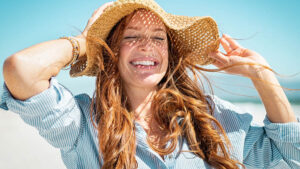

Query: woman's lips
<box><xmin>129</xmin><ymin>57</ymin><xmax>160</xmax><ymax>70</ymax></box>
<box><xmin>130</xmin><ymin>61</ymin><xmax>159</xmax><ymax>69</ymax></box>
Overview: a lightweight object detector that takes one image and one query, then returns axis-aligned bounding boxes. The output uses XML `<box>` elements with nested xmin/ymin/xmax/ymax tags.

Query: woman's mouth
<box><xmin>130</xmin><ymin>60</ymin><xmax>159</xmax><ymax>69</ymax></box>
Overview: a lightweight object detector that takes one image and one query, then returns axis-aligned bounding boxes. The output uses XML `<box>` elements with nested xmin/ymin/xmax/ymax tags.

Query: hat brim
<box><xmin>70</xmin><ymin>0</ymin><xmax>219</xmax><ymax>77</ymax></box>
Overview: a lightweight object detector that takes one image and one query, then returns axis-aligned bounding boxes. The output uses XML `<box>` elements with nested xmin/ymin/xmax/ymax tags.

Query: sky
<box><xmin>1</xmin><ymin>0</ymin><xmax>300</xmax><ymax>101</ymax></box>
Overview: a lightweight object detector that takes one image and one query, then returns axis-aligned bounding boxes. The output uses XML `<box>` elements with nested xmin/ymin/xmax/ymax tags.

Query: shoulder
<box><xmin>72</xmin><ymin>93</ymin><xmax>94</xmax><ymax>122</ymax></box>
<box><xmin>50</xmin><ymin>77</ymin><xmax>93</xmax><ymax>117</ymax></box>
<box><xmin>51</xmin><ymin>78</ymin><xmax>92</xmax><ymax>109</ymax></box>
<box><xmin>74</xmin><ymin>93</ymin><xmax>92</xmax><ymax>108</ymax></box>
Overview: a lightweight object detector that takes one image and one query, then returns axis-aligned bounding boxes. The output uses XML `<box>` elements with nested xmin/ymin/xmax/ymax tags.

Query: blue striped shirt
<box><xmin>1</xmin><ymin>77</ymin><xmax>300</xmax><ymax>169</ymax></box>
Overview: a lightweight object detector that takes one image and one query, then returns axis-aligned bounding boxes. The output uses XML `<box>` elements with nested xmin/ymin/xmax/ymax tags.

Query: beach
<box><xmin>0</xmin><ymin>103</ymin><xmax>299</xmax><ymax>169</ymax></box>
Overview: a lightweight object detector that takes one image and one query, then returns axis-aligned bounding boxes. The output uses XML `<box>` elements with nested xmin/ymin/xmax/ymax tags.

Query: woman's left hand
<box><xmin>209</xmin><ymin>34</ymin><xmax>271</xmax><ymax>78</ymax></box>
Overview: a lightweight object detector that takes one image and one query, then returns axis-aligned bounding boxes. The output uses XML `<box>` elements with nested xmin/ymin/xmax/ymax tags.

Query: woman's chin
<box><xmin>127</xmin><ymin>75</ymin><xmax>163</xmax><ymax>89</ymax></box>
<box><xmin>134</xmin><ymin>79</ymin><xmax>161</xmax><ymax>89</ymax></box>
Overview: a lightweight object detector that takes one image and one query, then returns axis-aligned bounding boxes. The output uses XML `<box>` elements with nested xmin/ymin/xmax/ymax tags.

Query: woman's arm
<box><xmin>3</xmin><ymin>36</ymin><xmax>86</xmax><ymax>100</ymax></box>
<box><xmin>209</xmin><ymin>34</ymin><xmax>297</xmax><ymax>123</ymax></box>
<box><xmin>251</xmin><ymin>69</ymin><xmax>296</xmax><ymax>123</ymax></box>
<box><xmin>3</xmin><ymin>2</ymin><xmax>114</xmax><ymax>101</ymax></box>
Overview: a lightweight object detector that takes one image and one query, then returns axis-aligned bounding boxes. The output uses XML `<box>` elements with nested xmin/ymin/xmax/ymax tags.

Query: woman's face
<box><xmin>118</xmin><ymin>9</ymin><xmax>169</xmax><ymax>90</ymax></box>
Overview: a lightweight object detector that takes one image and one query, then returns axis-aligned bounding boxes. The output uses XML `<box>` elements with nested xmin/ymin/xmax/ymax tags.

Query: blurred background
<box><xmin>1</xmin><ymin>0</ymin><xmax>300</xmax><ymax>168</ymax></box>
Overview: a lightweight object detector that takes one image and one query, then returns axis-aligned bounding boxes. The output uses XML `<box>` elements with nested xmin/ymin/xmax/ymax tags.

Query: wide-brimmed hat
<box><xmin>70</xmin><ymin>0</ymin><xmax>220</xmax><ymax>77</ymax></box>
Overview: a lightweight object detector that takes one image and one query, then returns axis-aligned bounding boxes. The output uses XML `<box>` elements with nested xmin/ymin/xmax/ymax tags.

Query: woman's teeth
<box><xmin>131</xmin><ymin>61</ymin><xmax>155</xmax><ymax>66</ymax></box>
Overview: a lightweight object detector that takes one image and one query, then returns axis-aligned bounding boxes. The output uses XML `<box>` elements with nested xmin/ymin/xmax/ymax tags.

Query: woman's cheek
<box><xmin>161</xmin><ymin>46</ymin><xmax>169</xmax><ymax>72</ymax></box>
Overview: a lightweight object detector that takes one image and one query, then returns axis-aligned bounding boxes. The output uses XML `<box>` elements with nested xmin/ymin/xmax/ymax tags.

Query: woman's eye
<box><xmin>123</xmin><ymin>36</ymin><xmax>165</xmax><ymax>41</ymax></box>
<box><xmin>124</xmin><ymin>36</ymin><xmax>138</xmax><ymax>39</ymax></box>
<box><xmin>153</xmin><ymin>37</ymin><xmax>165</xmax><ymax>41</ymax></box>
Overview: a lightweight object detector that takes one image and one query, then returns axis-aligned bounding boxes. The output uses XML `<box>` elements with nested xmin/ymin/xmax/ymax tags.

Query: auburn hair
<box><xmin>89</xmin><ymin>10</ymin><xmax>245</xmax><ymax>169</ymax></box>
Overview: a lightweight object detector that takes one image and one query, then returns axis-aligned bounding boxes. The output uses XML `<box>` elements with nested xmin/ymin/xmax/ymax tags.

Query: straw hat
<box><xmin>70</xmin><ymin>0</ymin><xmax>220</xmax><ymax>77</ymax></box>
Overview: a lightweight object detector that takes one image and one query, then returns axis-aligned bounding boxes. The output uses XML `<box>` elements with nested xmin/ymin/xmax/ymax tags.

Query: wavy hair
<box><xmin>89</xmin><ymin>10</ymin><xmax>245</xmax><ymax>169</ymax></box>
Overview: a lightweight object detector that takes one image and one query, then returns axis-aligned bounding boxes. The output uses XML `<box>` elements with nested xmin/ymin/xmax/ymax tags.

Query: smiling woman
<box><xmin>1</xmin><ymin>0</ymin><xmax>300</xmax><ymax>169</ymax></box>
<box><xmin>118</xmin><ymin>10</ymin><xmax>169</xmax><ymax>90</ymax></box>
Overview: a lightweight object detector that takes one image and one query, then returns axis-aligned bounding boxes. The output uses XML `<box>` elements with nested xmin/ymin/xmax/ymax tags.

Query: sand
<box><xmin>0</xmin><ymin>104</ymin><xmax>299</xmax><ymax>169</ymax></box>
<box><xmin>0</xmin><ymin>109</ymin><xmax>65</xmax><ymax>169</ymax></box>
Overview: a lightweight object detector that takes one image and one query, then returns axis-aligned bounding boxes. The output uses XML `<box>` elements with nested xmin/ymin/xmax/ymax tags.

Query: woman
<box><xmin>1</xmin><ymin>0</ymin><xmax>299</xmax><ymax>168</ymax></box>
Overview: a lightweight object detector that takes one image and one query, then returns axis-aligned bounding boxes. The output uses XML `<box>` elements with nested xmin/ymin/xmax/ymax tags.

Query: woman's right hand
<box><xmin>81</xmin><ymin>2</ymin><xmax>114</xmax><ymax>37</ymax></box>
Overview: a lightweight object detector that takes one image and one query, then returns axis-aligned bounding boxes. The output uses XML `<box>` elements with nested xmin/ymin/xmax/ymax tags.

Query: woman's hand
<box><xmin>210</xmin><ymin>34</ymin><xmax>297</xmax><ymax>123</ymax></box>
<box><xmin>209</xmin><ymin>34</ymin><xmax>271</xmax><ymax>79</ymax></box>
<box><xmin>81</xmin><ymin>1</ymin><xmax>114</xmax><ymax>37</ymax></box>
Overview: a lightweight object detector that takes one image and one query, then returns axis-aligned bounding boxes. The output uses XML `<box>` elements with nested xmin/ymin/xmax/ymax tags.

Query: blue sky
<box><xmin>1</xmin><ymin>0</ymin><xmax>300</xmax><ymax>99</ymax></box>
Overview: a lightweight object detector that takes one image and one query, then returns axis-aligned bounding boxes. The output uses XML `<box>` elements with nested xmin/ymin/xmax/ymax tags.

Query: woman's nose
<box><xmin>137</xmin><ymin>37</ymin><xmax>154</xmax><ymax>52</ymax></box>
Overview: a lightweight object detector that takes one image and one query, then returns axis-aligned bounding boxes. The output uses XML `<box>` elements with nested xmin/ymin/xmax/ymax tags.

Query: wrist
<box><xmin>74</xmin><ymin>35</ymin><xmax>86</xmax><ymax>57</ymax></box>
<box><xmin>250</xmin><ymin>68</ymin><xmax>279</xmax><ymax>91</ymax></box>
<box><xmin>248</xmin><ymin>65</ymin><xmax>273</xmax><ymax>79</ymax></box>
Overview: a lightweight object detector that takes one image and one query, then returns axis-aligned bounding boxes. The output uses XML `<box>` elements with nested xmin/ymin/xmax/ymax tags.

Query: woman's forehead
<box><xmin>125</xmin><ymin>9</ymin><xmax>166</xmax><ymax>31</ymax></box>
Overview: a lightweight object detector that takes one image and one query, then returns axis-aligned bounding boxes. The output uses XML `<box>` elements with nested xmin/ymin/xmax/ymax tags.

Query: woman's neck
<box><xmin>124</xmin><ymin>85</ymin><xmax>156</xmax><ymax>128</ymax></box>
<box><xmin>125</xmin><ymin>84</ymin><xmax>167</xmax><ymax>152</ymax></box>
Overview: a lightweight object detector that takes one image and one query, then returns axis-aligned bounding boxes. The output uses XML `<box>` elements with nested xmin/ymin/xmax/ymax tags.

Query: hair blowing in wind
<box><xmin>89</xmin><ymin>11</ymin><xmax>245</xmax><ymax>169</ymax></box>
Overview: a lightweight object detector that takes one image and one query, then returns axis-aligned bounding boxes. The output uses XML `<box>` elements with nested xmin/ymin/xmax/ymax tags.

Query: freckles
<box><xmin>128</xmin><ymin>41</ymin><xmax>135</xmax><ymax>47</ymax></box>
<box><xmin>122</xmin><ymin>40</ymin><xmax>138</xmax><ymax>47</ymax></box>
<box><xmin>158</xmin><ymin>43</ymin><xmax>168</xmax><ymax>56</ymax></box>
<box><xmin>161</xmin><ymin>49</ymin><xmax>168</xmax><ymax>57</ymax></box>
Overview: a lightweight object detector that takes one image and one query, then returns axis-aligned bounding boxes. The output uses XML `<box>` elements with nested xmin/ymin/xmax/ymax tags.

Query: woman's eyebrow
<box><xmin>153</xmin><ymin>28</ymin><xmax>166</xmax><ymax>33</ymax></box>
<box><xmin>126</xmin><ymin>26</ymin><xmax>166</xmax><ymax>33</ymax></box>
<box><xmin>126</xmin><ymin>26</ymin><xmax>140</xmax><ymax>30</ymax></box>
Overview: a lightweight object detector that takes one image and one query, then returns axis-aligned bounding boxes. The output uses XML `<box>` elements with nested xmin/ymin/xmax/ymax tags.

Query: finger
<box><xmin>220</xmin><ymin>36</ymin><xmax>232</xmax><ymax>54</ymax></box>
<box><xmin>212</xmin><ymin>60</ymin><xmax>225</xmax><ymax>68</ymax></box>
<box><xmin>93</xmin><ymin>2</ymin><xmax>114</xmax><ymax>15</ymax></box>
<box><xmin>230</xmin><ymin>47</ymin><xmax>245</xmax><ymax>56</ymax></box>
<box><xmin>223</xmin><ymin>34</ymin><xmax>242</xmax><ymax>50</ymax></box>
<box><xmin>209</xmin><ymin>51</ymin><xmax>229</xmax><ymax>65</ymax></box>
<box><xmin>90</xmin><ymin>2</ymin><xmax>114</xmax><ymax>23</ymax></box>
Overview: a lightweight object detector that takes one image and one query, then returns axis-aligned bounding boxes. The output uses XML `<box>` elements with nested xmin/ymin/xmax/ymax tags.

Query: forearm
<box><xmin>251</xmin><ymin>70</ymin><xmax>297</xmax><ymax>123</ymax></box>
<box><xmin>3</xmin><ymin>35</ymin><xmax>86</xmax><ymax>100</ymax></box>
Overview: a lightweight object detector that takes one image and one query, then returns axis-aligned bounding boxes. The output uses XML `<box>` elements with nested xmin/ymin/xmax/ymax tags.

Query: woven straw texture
<box><xmin>70</xmin><ymin>0</ymin><xmax>219</xmax><ymax>77</ymax></box>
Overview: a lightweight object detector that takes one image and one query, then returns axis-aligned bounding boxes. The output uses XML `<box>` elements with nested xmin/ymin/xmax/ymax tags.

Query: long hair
<box><xmin>89</xmin><ymin>10</ymin><xmax>245</xmax><ymax>169</ymax></box>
